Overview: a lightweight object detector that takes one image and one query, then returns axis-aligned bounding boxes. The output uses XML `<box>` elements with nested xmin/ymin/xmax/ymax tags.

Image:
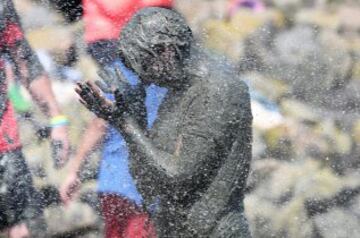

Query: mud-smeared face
<box><xmin>141</xmin><ymin>44</ymin><xmax>186</xmax><ymax>85</ymax></box>
<box><xmin>119</xmin><ymin>7</ymin><xmax>192</xmax><ymax>87</ymax></box>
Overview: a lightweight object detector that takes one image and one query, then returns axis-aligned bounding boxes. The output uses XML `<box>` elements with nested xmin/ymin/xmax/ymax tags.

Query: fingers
<box><xmin>78</xmin><ymin>98</ymin><xmax>87</xmax><ymax>106</ymax></box>
<box><xmin>85</xmin><ymin>81</ymin><xmax>104</xmax><ymax>102</ymax></box>
<box><xmin>76</xmin><ymin>82</ymin><xmax>100</xmax><ymax>111</ymax></box>
<box><xmin>114</xmin><ymin>89</ymin><xmax>124</xmax><ymax>109</ymax></box>
<box><xmin>76</xmin><ymin>81</ymin><xmax>117</xmax><ymax>121</ymax></box>
<box><xmin>76</xmin><ymin>83</ymin><xmax>100</xmax><ymax>117</ymax></box>
<box><xmin>86</xmin><ymin>81</ymin><xmax>116</xmax><ymax>110</ymax></box>
<box><xmin>76</xmin><ymin>83</ymin><xmax>94</xmax><ymax>104</ymax></box>
<box><xmin>86</xmin><ymin>81</ymin><xmax>102</xmax><ymax>98</ymax></box>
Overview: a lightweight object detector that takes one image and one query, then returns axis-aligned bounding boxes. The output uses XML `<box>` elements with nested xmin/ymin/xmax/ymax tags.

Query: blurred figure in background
<box><xmin>0</xmin><ymin>0</ymin><xmax>70</xmax><ymax>237</ymax></box>
<box><xmin>60</xmin><ymin>0</ymin><xmax>172</xmax><ymax>237</ymax></box>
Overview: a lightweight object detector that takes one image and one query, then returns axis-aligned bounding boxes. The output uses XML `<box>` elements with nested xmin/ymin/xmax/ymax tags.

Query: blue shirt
<box><xmin>97</xmin><ymin>61</ymin><xmax>167</xmax><ymax>205</ymax></box>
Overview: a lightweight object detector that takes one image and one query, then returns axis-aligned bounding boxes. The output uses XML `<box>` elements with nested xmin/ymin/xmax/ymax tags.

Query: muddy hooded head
<box><xmin>118</xmin><ymin>7</ymin><xmax>193</xmax><ymax>87</ymax></box>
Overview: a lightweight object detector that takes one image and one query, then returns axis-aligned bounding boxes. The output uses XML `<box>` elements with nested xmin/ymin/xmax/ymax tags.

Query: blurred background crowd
<box><xmin>3</xmin><ymin>0</ymin><xmax>360</xmax><ymax>237</ymax></box>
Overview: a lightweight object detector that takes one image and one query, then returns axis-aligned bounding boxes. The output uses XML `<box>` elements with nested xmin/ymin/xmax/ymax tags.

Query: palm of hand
<box><xmin>75</xmin><ymin>81</ymin><xmax>125</xmax><ymax>124</ymax></box>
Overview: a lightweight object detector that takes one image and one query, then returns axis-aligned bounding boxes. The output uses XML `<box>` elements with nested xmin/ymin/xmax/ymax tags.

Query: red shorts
<box><xmin>99</xmin><ymin>193</ymin><xmax>157</xmax><ymax>238</ymax></box>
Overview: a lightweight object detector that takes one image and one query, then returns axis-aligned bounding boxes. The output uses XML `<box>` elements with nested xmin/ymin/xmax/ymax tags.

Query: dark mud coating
<box><xmin>119</xmin><ymin>8</ymin><xmax>253</xmax><ymax>237</ymax></box>
<box><xmin>81</xmin><ymin>7</ymin><xmax>253</xmax><ymax>237</ymax></box>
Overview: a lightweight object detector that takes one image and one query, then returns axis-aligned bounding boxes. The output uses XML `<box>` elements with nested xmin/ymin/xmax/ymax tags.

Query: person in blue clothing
<box><xmin>60</xmin><ymin>1</ymin><xmax>172</xmax><ymax>237</ymax></box>
<box><xmin>60</xmin><ymin>60</ymin><xmax>167</xmax><ymax>238</ymax></box>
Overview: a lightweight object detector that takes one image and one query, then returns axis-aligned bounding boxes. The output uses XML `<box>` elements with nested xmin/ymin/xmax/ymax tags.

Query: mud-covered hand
<box><xmin>96</xmin><ymin>67</ymin><xmax>147</xmax><ymax>128</ymax></box>
<box><xmin>75</xmin><ymin>81</ymin><xmax>127</xmax><ymax>125</ymax></box>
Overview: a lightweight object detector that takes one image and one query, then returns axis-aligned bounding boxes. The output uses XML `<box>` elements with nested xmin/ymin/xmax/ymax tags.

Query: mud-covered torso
<box><xmin>152</xmin><ymin>88</ymin><xmax>217</xmax><ymax>196</ymax></box>
<box><xmin>130</xmin><ymin>51</ymin><xmax>247</xmax><ymax>218</ymax></box>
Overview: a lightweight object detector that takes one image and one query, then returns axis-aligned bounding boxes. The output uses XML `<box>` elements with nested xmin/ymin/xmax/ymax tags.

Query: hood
<box><xmin>118</xmin><ymin>7</ymin><xmax>193</xmax><ymax>86</ymax></box>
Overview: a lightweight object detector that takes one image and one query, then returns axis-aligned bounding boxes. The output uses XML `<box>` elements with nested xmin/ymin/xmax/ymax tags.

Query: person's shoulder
<box><xmin>190</xmin><ymin>48</ymin><xmax>249</xmax><ymax>98</ymax></box>
<box><xmin>206</xmin><ymin>59</ymin><xmax>249</xmax><ymax>97</ymax></box>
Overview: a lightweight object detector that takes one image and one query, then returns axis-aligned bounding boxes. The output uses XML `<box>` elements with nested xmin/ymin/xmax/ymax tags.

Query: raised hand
<box><xmin>75</xmin><ymin>81</ymin><xmax>126</xmax><ymax>124</ymax></box>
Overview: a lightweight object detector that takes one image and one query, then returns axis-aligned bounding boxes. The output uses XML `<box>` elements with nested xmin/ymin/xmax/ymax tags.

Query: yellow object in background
<box><xmin>203</xmin><ymin>9</ymin><xmax>284</xmax><ymax>61</ymax></box>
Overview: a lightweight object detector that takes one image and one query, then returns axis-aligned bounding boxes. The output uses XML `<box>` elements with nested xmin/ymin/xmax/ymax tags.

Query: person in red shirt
<box><xmin>83</xmin><ymin>0</ymin><xmax>172</xmax><ymax>67</ymax></box>
<box><xmin>0</xmin><ymin>1</ymin><xmax>70</xmax><ymax>237</ymax></box>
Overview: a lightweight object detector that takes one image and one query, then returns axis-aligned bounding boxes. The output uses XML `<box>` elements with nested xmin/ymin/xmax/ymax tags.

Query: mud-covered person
<box><xmin>76</xmin><ymin>7</ymin><xmax>252</xmax><ymax>237</ymax></box>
